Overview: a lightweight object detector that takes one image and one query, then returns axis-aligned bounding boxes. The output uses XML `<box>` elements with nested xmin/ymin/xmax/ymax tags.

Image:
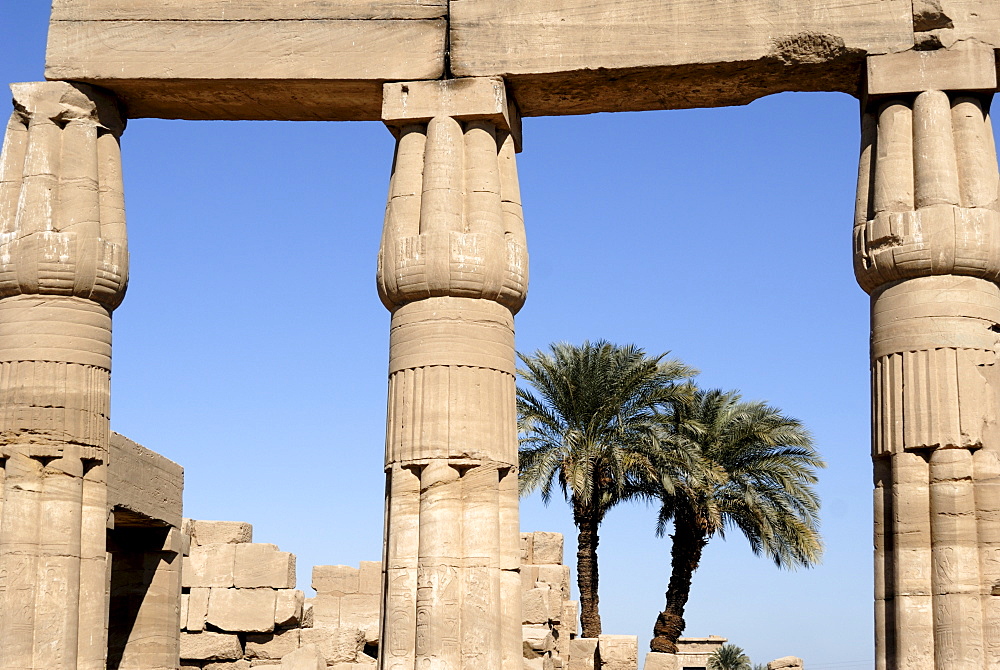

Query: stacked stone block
<box><xmin>179</xmin><ymin>519</ymin><xmax>381</xmax><ymax>669</ymax></box>
<box><xmin>177</xmin><ymin>524</ymin><xmax>650</xmax><ymax>670</ymax></box>
<box><xmin>179</xmin><ymin>520</ymin><xmax>310</xmax><ymax>668</ymax></box>
<box><xmin>563</xmin><ymin>634</ymin><xmax>639</xmax><ymax>670</ymax></box>
<box><xmin>310</xmin><ymin>562</ymin><xmax>382</xmax><ymax>645</ymax></box>
<box><xmin>521</xmin><ymin>532</ymin><xmax>581</xmax><ymax>670</ymax></box>
<box><xmin>520</xmin><ymin>533</ymin><xmax>646</xmax><ymax>670</ymax></box>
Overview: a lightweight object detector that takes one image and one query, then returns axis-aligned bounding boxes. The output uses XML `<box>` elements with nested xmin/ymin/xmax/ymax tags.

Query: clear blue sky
<box><xmin>8</xmin><ymin>7</ymin><xmax>980</xmax><ymax>670</ymax></box>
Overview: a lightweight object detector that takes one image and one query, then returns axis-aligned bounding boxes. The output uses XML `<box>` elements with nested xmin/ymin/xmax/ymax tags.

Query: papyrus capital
<box><xmin>854</xmin><ymin>91</ymin><xmax>999</xmax><ymax>294</ymax></box>
<box><xmin>12</xmin><ymin>81</ymin><xmax>125</xmax><ymax>137</ymax></box>
<box><xmin>0</xmin><ymin>82</ymin><xmax>129</xmax><ymax>308</ymax></box>
<box><xmin>377</xmin><ymin>78</ymin><xmax>528</xmax><ymax>313</ymax></box>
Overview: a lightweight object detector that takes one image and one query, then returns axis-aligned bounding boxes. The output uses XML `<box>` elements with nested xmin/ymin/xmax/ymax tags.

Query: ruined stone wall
<box><xmin>178</xmin><ymin>520</ymin><xmax>315</xmax><ymax>669</ymax></box>
<box><xmin>176</xmin><ymin>524</ymin><xmax>601</xmax><ymax>670</ymax></box>
<box><xmin>176</xmin><ymin>522</ymin><xmax>804</xmax><ymax>670</ymax></box>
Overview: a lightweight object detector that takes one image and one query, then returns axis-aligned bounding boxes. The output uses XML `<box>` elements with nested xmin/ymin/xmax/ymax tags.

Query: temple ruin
<box><xmin>1</xmin><ymin>0</ymin><xmax>999</xmax><ymax>668</ymax></box>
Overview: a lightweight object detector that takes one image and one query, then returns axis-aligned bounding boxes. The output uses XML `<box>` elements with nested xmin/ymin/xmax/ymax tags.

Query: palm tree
<box><xmin>649</xmin><ymin>389</ymin><xmax>824</xmax><ymax>653</ymax></box>
<box><xmin>707</xmin><ymin>644</ymin><xmax>752</xmax><ymax>670</ymax></box>
<box><xmin>517</xmin><ymin>341</ymin><xmax>696</xmax><ymax>638</ymax></box>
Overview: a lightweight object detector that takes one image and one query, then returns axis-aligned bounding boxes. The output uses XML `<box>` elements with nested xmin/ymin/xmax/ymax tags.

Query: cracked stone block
<box><xmin>207</xmin><ymin>588</ymin><xmax>277</xmax><ymax>633</ymax></box>
<box><xmin>299</xmin><ymin>627</ymin><xmax>364</xmax><ymax>664</ymax></box>
<box><xmin>192</xmin><ymin>520</ymin><xmax>253</xmax><ymax>545</ymax></box>
<box><xmin>276</xmin><ymin>589</ymin><xmax>306</xmax><ymax>627</ymax></box>
<box><xmin>520</xmin><ymin>533</ymin><xmax>533</xmax><ymax>564</ymax></box>
<box><xmin>187</xmin><ymin>587</ymin><xmax>211</xmax><ymax>631</ymax></box>
<box><xmin>358</xmin><ymin>561</ymin><xmax>382</xmax><ymax>595</ymax></box>
<box><xmin>339</xmin><ymin>593</ymin><xmax>380</xmax><ymax>643</ymax></box>
<box><xmin>281</xmin><ymin>644</ymin><xmax>326</xmax><ymax>670</ymax></box>
<box><xmin>313</xmin><ymin>565</ymin><xmax>359</xmax><ymax>596</ymax></box>
<box><xmin>537</xmin><ymin>565</ymin><xmax>571</xmax><ymax>598</ymax></box>
<box><xmin>521</xmin><ymin>565</ymin><xmax>539</xmax><ymax>592</ymax></box>
<box><xmin>523</xmin><ymin>625</ymin><xmax>555</xmax><ymax>657</ymax></box>
<box><xmin>246</xmin><ymin>629</ymin><xmax>302</xmax><ymax>660</ymax></box>
<box><xmin>180</xmin><ymin>631</ymin><xmax>244</xmax><ymax>661</ymax></box>
<box><xmin>523</xmin><ymin>587</ymin><xmax>553</xmax><ymax>624</ymax></box>
<box><xmin>205</xmin><ymin>662</ymin><xmax>252</xmax><ymax>670</ymax></box>
<box><xmin>531</xmin><ymin>533</ymin><xmax>563</xmax><ymax>565</ymax></box>
<box><xmin>235</xmin><ymin>543</ymin><xmax>296</xmax><ymax>589</ymax></box>
<box><xmin>312</xmin><ymin>594</ymin><xmax>340</xmax><ymax>628</ymax></box>
<box><xmin>184</xmin><ymin>544</ymin><xmax>237</xmax><ymax>588</ymax></box>
<box><xmin>643</xmin><ymin>652</ymin><xmax>677</xmax><ymax>670</ymax></box>
<box><xmin>562</xmin><ymin>601</ymin><xmax>579</xmax><ymax>636</ymax></box>
<box><xmin>302</xmin><ymin>600</ymin><xmax>314</xmax><ymax>628</ymax></box>
<box><xmin>568</xmin><ymin>639</ymin><xmax>598</xmax><ymax>670</ymax></box>
<box><xmin>332</xmin><ymin>657</ymin><xmax>377</xmax><ymax>670</ymax></box>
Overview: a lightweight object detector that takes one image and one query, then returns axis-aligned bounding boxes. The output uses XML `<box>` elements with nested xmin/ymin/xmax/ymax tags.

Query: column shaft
<box><xmin>0</xmin><ymin>80</ymin><xmax>127</xmax><ymax>670</ymax></box>
<box><xmin>857</xmin><ymin>50</ymin><xmax>1000</xmax><ymax>667</ymax></box>
<box><xmin>378</xmin><ymin>77</ymin><xmax>526</xmax><ymax>670</ymax></box>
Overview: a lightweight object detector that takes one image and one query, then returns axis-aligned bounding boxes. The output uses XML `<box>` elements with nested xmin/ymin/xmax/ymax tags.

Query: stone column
<box><xmin>377</xmin><ymin>77</ymin><xmax>527</xmax><ymax>670</ymax></box>
<box><xmin>857</xmin><ymin>45</ymin><xmax>1000</xmax><ymax>670</ymax></box>
<box><xmin>0</xmin><ymin>81</ymin><xmax>128</xmax><ymax>670</ymax></box>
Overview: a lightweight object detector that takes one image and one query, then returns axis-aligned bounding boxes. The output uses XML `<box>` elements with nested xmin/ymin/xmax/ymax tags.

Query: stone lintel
<box><xmin>866</xmin><ymin>42</ymin><xmax>998</xmax><ymax>96</ymax></box>
<box><xmin>44</xmin><ymin>17</ymin><xmax>446</xmax><ymax>121</ymax></box>
<box><xmin>108</xmin><ymin>432</ymin><xmax>184</xmax><ymax>528</ymax></box>
<box><xmin>39</xmin><ymin>0</ymin><xmax>1000</xmax><ymax>118</ymax></box>
<box><xmin>382</xmin><ymin>77</ymin><xmax>521</xmax><ymax>149</ymax></box>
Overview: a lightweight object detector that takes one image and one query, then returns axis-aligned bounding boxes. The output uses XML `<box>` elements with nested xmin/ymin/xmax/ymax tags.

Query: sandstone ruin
<box><xmin>175</xmin><ymin>526</ymin><xmax>579</xmax><ymax>670</ymax></box>
<box><xmin>1</xmin><ymin>1</ymin><xmax>999</xmax><ymax>668</ymax></box>
<box><xmin>175</xmin><ymin>521</ymin><xmax>782</xmax><ymax>670</ymax></box>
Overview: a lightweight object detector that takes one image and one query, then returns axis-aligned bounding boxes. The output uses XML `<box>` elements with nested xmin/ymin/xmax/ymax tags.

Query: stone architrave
<box><xmin>376</xmin><ymin>76</ymin><xmax>527</xmax><ymax>670</ymax></box>
<box><xmin>857</xmin><ymin>45</ymin><xmax>1000</xmax><ymax>670</ymax></box>
<box><xmin>0</xmin><ymin>80</ymin><xmax>127</xmax><ymax>670</ymax></box>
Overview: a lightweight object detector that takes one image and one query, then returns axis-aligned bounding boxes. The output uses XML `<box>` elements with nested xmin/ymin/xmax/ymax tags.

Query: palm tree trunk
<box><xmin>649</xmin><ymin>515</ymin><xmax>707</xmax><ymax>653</ymax></box>
<box><xmin>574</xmin><ymin>505</ymin><xmax>602</xmax><ymax>638</ymax></box>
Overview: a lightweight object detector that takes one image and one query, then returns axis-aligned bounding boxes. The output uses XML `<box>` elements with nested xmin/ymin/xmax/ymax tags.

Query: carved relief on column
<box><xmin>856</xmin><ymin>59</ymin><xmax>1000</xmax><ymax>668</ymax></box>
<box><xmin>377</xmin><ymin>77</ymin><xmax>526</xmax><ymax>670</ymax></box>
<box><xmin>0</xmin><ymin>80</ymin><xmax>127</xmax><ymax>670</ymax></box>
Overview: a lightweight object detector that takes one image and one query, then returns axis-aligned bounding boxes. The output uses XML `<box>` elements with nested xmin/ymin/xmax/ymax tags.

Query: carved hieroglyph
<box><xmin>856</xmin><ymin>47</ymin><xmax>1000</xmax><ymax>670</ymax></box>
<box><xmin>0</xmin><ymin>80</ymin><xmax>127</xmax><ymax>670</ymax></box>
<box><xmin>376</xmin><ymin>76</ymin><xmax>526</xmax><ymax>670</ymax></box>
